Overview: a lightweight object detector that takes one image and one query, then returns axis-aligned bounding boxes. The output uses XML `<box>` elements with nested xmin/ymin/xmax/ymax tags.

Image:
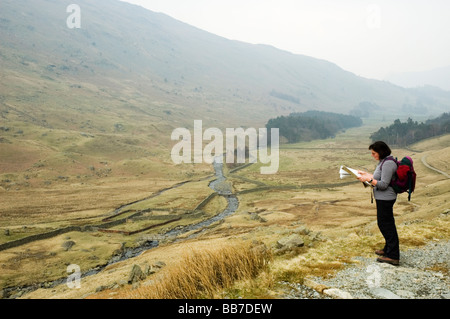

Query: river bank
<box><xmin>2</xmin><ymin>158</ymin><xmax>239</xmax><ymax>299</ymax></box>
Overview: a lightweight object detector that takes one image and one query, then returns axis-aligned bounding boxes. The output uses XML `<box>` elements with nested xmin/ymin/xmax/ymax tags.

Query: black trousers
<box><xmin>376</xmin><ymin>199</ymin><xmax>400</xmax><ymax>260</ymax></box>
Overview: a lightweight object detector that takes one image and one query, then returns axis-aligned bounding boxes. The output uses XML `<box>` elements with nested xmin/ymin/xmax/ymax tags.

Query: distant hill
<box><xmin>2</xmin><ymin>0</ymin><xmax>450</xmax><ymax>138</ymax></box>
<box><xmin>386</xmin><ymin>66</ymin><xmax>450</xmax><ymax>92</ymax></box>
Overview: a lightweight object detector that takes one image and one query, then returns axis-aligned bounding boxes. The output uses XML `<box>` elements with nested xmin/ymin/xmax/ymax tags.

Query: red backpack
<box><xmin>382</xmin><ymin>156</ymin><xmax>417</xmax><ymax>201</ymax></box>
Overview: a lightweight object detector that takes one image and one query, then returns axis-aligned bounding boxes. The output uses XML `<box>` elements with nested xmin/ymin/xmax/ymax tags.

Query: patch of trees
<box><xmin>370</xmin><ymin>113</ymin><xmax>450</xmax><ymax>146</ymax></box>
<box><xmin>270</xmin><ymin>90</ymin><xmax>300</xmax><ymax>104</ymax></box>
<box><xmin>266</xmin><ymin>110</ymin><xmax>363</xmax><ymax>144</ymax></box>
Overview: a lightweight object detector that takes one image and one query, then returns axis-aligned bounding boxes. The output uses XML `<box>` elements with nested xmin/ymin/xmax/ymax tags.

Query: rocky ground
<box><xmin>283</xmin><ymin>241</ymin><xmax>449</xmax><ymax>299</ymax></box>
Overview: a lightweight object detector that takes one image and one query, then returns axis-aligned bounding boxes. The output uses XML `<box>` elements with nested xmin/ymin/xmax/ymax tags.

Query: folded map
<box><xmin>339</xmin><ymin>165</ymin><xmax>374</xmax><ymax>188</ymax></box>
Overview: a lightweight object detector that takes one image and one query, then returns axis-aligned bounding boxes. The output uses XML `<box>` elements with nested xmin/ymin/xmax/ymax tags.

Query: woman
<box><xmin>358</xmin><ymin>141</ymin><xmax>400</xmax><ymax>266</ymax></box>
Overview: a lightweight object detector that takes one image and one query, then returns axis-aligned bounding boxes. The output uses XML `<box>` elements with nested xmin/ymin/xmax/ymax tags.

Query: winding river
<box><xmin>164</xmin><ymin>158</ymin><xmax>239</xmax><ymax>239</ymax></box>
<box><xmin>5</xmin><ymin>159</ymin><xmax>239</xmax><ymax>297</ymax></box>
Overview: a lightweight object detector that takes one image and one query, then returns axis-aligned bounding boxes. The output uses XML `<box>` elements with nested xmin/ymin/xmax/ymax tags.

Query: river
<box><xmin>4</xmin><ymin>158</ymin><xmax>239</xmax><ymax>298</ymax></box>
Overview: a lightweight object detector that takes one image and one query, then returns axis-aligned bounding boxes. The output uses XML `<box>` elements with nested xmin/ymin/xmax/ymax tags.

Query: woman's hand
<box><xmin>357</xmin><ymin>171</ymin><xmax>373</xmax><ymax>183</ymax></box>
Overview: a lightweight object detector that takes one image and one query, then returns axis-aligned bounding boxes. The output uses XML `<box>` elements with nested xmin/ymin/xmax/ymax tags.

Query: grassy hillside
<box><xmin>1</xmin><ymin>0</ymin><xmax>449</xmax><ymax>299</ymax></box>
<box><xmin>2</xmin><ymin>0</ymin><xmax>450</xmax><ymax>130</ymax></box>
<box><xmin>2</xmin><ymin>0</ymin><xmax>450</xmax><ymax>189</ymax></box>
<box><xmin>9</xmin><ymin>130</ymin><xmax>448</xmax><ymax>300</ymax></box>
<box><xmin>1</xmin><ymin>0</ymin><xmax>449</xmax><ymax>185</ymax></box>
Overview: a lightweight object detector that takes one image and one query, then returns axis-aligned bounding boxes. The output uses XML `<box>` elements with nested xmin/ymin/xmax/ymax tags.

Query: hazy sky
<box><xmin>120</xmin><ymin>0</ymin><xmax>450</xmax><ymax>81</ymax></box>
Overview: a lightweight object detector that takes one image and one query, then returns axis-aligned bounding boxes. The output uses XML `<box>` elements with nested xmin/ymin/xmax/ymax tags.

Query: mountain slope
<box><xmin>2</xmin><ymin>0</ymin><xmax>450</xmax><ymax>136</ymax></box>
<box><xmin>386</xmin><ymin>66</ymin><xmax>450</xmax><ymax>91</ymax></box>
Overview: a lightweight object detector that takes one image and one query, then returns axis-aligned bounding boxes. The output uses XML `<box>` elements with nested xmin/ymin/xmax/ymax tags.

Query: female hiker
<box><xmin>357</xmin><ymin>141</ymin><xmax>400</xmax><ymax>266</ymax></box>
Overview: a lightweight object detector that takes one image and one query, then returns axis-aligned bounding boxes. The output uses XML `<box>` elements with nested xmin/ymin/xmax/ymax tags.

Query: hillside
<box><xmin>1</xmin><ymin>0</ymin><xmax>449</xmax><ymax>301</ymax></box>
<box><xmin>386</xmin><ymin>65</ymin><xmax>450</xmax><ymax>91</ymax></box>
<box><xmin>2</xmin><ymin>0</ymin><xmax>450</xmax><ymax>136</ymax></box>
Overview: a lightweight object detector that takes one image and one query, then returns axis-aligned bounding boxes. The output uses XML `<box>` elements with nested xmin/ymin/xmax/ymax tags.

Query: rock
<box><xmin>153</xmin><ymin>261</ymin><xmax>166</xmax><ymax>269</ymax></box>
<box><xmin>146</xmin><ymin>261</ymin><xmax>167</xmax><ymax>275</ymax></box>
<box><xmin>371</xmin><ymin>288</ymin><xmax>402</xmax><ymax>299</ymax></box>
<box><xmin>276</xmin><ymin>234</ymin><xmax>305</xmax><ymax>249</ymax></box>
<box><xmin>96</xmin><ymin>285</ymin><xmax>108</xmax><ymax>293</ymax></box>
<box><xmin>4</xmin><ymin>229</ymin><xmax>10</xmax><ymax>236</ymax></box>
<box><xmin>62</xmin><ymin>240</ymin><xmax>76</xmax><ymax>251</ymax></box>
<box><xmin>128</xmin><ymin>264</ymin><xmax>146</xmax><ymax>284</ymax></box>
<box><xmin>441</xmin><ymin>293</ymin><xmax>450</xmax><ymax>299</ymax></box>
<box><xmin>144</xmin><ymin>264</ymin><xmax>151</xmax><ymax>275</ymax></box>
<box><xmin>303</xmin><ymin>278</ymin><xmax>329</xmax><ymax>293</ymax></box>
<box><xmin>292</xmin><ymin>226</ymin><xmax>310</xmax><ymax>235</ymax></box>
<box><xmin>323</xmin><ymin>288</ymin><xmax>353</xmax><ymax>299</ymax></box>
<box><xmin>249</xmin><ymin>212</ymin><xmax>267</xmax><ymax>223</ymax></box>
<box><xmin>308</xmin><ymin>231</ymin><xmax>323</xmax><ymax>242</ymax></box>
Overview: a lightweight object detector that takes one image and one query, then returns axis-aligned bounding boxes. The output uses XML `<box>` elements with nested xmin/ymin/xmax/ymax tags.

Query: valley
<box><xmin>1</xmin><ymin>125</ymin><xmax>448</xmax><ymax>299</ymax></box>
<box><xmin>1</xmin><ymin>0</ymin><xmax>449</xmax><ymax>300</ymax></box>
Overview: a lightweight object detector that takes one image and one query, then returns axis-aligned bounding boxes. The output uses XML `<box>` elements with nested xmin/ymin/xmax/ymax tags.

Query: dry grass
<box><xmin>120</xmin><ymin>241</ymin><xmax>272</xmax><ymax>299</ymax></box>
<box><xmin>0</xmin><ymin>178</ymin><xmax>182</xmax><ymax>228</ymax></box>
<box><xmin>3</xmin><ymin>128</ymin><xmax>449</xmax><ymax>299</ymax></box>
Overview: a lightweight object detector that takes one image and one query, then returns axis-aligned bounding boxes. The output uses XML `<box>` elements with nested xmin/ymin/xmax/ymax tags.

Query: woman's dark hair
<box><xmin>369</xmin><ymin>141</ymin><xmax>392</xmax><ymax>160</ymax></box>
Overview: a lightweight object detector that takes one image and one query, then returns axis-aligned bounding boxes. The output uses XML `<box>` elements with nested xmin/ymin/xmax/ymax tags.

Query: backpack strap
<box><xmin>407</xmin><ymin>170</ymin><xmax>413</xmax><ymax>201</ymax></box>
<box><xmin>380</xmin><ymin>156</ymin><xmax>396</xmax><ymax>170</ymax></box>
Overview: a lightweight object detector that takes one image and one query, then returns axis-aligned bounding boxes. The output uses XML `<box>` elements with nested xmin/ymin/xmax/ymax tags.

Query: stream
<box><xmin>164</xmin><ymin>158</ymin><xmax>239</xmax><ymax>239</ymax></box>
<box><xmin>5</xmin><ymin>158</ymin><xmax>239</xmax><ymax>298</ymax></box>
<box><xmin>108</xmin><ymin>157</ymin><xmax>239</xmax><ymax>262</ymax></box>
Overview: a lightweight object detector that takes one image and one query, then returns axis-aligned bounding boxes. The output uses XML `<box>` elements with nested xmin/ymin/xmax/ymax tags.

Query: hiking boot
<box><xmin>375</xmin><ymin>250</ymin><xmax>385</xmax><ymax>256</ymax></box>
<box><xmin>377</xmin><ymin>256</ymin><xmax>399</xmax><ymax>266</ymax></box>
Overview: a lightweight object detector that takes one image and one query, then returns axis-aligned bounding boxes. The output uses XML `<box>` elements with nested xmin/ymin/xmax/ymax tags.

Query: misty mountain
<box><xmin>1</xmin><ymin>0</ymin><xmax>450</xmax><ymax>135</ymax></box>
<box><xmin>386</xmin><ymin>66</ymin><xmax>450</xmax><ymax>92</ymax></box>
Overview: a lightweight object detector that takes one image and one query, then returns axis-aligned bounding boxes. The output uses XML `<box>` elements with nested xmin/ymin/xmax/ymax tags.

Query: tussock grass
<box><xmin>126</xmin><ymin>242</ymin><xmax>272</xmax><ymax>299</ymax></box>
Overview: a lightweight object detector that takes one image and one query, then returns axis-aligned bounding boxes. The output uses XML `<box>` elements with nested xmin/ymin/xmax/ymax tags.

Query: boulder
<box><xmin>62</xmin><ymin>240</ymin><xmax>76</xmax><ymax>251</ymax></box>
<box><xmin>303</xmin><ymin>278</ymin><xmax>329</xmax><ymax>293</ymax></box>
<box><xmin>146</xmin><ymin>261</ymin><xmax>167</xmax><ymax>275</ymax></box>
<box><xmin>153</xmin><ymin>261</ymin><xmax>166</xmax><ymax>269</ymax></box>
<box><xmin>292</xmin><ymin>225</ymin><xmax>310</xmax><ymax>235</ymax></box>
<box><xmin>249</xmin><ymin>212</ymin><xmax>267</xmax><ymax>223</ymax></box>
<box><xmin>128</xmin><ymin>264</ymin><xmax>146</xmax><ymax>284</ymax></box>
<box><xmin>276</xmin><ymin>234</ymin><xmax>304</xmax><ymax>249</ymax></box>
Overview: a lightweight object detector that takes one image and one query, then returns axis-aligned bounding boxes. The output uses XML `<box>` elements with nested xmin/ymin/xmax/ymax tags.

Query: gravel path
<box><xmin>421</xmin><ymin>155</ymin><xmax>450</xmax><ymax>179</ymax></box>
<box><xmin>284</xmin><ymin>241</ymin><xmax>449</xmax><ymax>299</ymax></box>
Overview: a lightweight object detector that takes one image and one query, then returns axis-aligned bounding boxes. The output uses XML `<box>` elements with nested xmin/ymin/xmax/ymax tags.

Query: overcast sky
<box><xmin>120</xmin><ymin>0</ymin><xmax>450</xmax><ymax>81</ymax></box>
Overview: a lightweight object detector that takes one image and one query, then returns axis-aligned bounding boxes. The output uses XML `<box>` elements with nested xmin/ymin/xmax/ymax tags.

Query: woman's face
<box><xmin>371</xmin><ymin>150</ymin><xmax>380</xmax><ymax>161</ymax></box>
